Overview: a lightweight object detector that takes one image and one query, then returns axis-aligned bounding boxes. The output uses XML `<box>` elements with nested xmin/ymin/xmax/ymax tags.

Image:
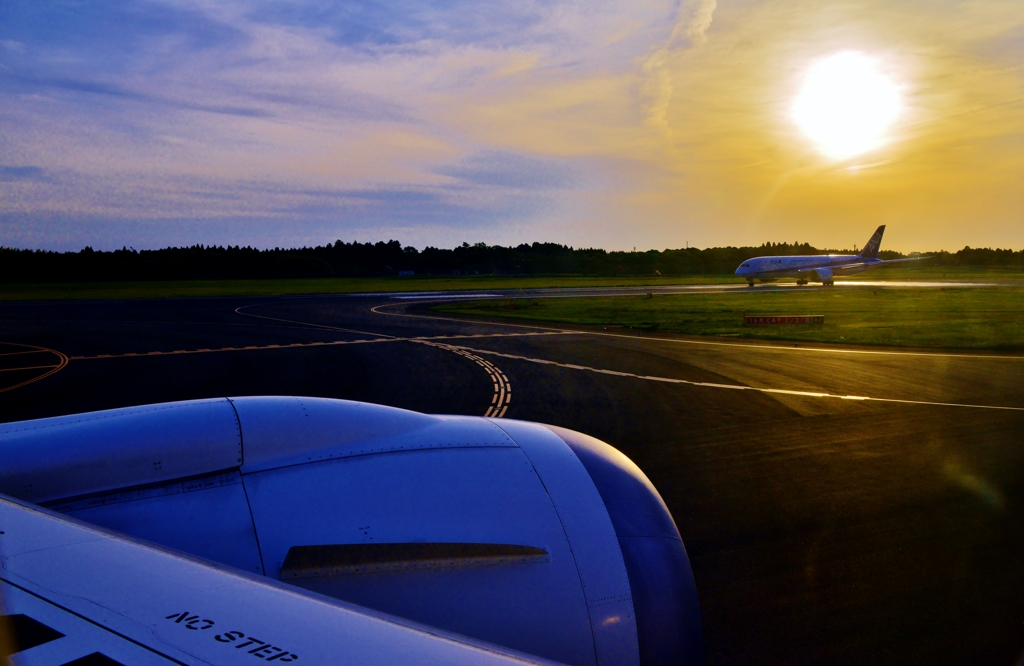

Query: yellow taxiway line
<box><xmin>0</xmin><ymin>343</ymin><xmax>69</xmax><ymax>394</ymax></box>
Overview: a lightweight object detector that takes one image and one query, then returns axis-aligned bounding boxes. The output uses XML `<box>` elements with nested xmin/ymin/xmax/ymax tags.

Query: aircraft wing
<box><xmin>875</xmin><ymin>256</ymin><xmax>931</xmax><ymax>264</ymax></box>
<box><xmin>795</xmin><ymin>256</ymin><xmax>929</xmax><ymax>274</ymax></box>
<box><xmin>0</xmin><ymin>494</ymin><xmax>560</xmax><ymax>666</ymax></box>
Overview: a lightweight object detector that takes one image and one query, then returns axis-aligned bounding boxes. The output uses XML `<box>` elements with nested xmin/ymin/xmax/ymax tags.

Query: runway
<box><xmin>1</xmin><ymin>288</ymin><xmax>1022</xmax><ymax>665</ymax></box>
<box><xmin>368</xmin><ymin>278</ymin><xmax>998</xmax><ymax>302</ymax></box>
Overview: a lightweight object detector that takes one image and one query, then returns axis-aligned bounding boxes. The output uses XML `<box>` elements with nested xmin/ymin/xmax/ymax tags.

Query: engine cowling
<box><xmin>0</xmin><ymin>397</ymin><xmax>704</xmax><ymax>665</ymax></box>
<box><xmin>813</xmin><ymin>267</ymin><xmax>833</xmax><ymax>284</ymax></box>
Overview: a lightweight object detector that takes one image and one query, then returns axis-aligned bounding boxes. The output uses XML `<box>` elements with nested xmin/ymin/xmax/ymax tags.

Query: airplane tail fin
<box><xmin>859</xmin><ymin>225</ymin><xmax>885</xmax><ymax>259</ymax></box>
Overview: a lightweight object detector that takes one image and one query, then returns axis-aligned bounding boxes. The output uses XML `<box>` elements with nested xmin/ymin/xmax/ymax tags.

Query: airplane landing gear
<box><xmin>796</xmin><ymin>279</ymin><xmax>808</xmax><ymax>286</ymax></box>
<box><xmin>824</xmin><ymin>280</ymin><xmax>835</xmax><ymax>287</ymax></box>
<box><xmin>747</xmin><ymin>279</ymin><xmax>754</xmax><ymax>287</ymax></box>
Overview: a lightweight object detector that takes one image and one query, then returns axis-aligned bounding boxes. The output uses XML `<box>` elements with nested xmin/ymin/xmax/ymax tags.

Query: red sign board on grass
<box><xmin>744</xmin><ymin>315</ymin><xmax>824</xmax><ymax>325</ymax></box>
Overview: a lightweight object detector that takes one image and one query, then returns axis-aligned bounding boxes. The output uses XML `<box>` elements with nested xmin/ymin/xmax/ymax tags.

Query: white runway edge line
<box><xmin>446</xmin><ymin>345</ymin><xmax>1024</xmax><ymax>413</ymax></box>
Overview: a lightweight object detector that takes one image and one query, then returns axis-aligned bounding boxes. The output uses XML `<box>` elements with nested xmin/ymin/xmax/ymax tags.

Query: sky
<box><xmin>1</xmin><ymin>0</ymin><xmax>1023</xmax><ymax>252</ymax></box>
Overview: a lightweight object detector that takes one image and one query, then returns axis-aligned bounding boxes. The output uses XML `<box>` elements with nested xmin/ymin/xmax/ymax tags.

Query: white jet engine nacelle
<box><xmin>0</xmin><ymin>397</ymin><xmax>703</xmax><ymax>665</ymax></box>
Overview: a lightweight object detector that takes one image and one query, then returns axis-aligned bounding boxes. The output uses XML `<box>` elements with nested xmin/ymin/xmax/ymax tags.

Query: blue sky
<box><xmin>2</xmin><ymin>0</ymin><xmax>1023</xmax><ymax>251</ymax></box>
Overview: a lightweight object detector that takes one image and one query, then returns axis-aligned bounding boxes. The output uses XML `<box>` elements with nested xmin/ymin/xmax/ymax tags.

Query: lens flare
<box><xmin>792</xmin><ymin>51</ymin><xmax>902</xmax><ymax>160</ymax></box>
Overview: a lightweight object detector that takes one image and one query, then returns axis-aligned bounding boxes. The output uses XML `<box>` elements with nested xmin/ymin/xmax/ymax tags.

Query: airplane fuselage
<box><xmin>735</xmin><ymin>254</ymin><xmax>881</xmax><ymax>281</ymax></box>
<box><xmin>734</xmin><ymin>226</ymin><xmax>903</xmax><ymax>286</ymax></box>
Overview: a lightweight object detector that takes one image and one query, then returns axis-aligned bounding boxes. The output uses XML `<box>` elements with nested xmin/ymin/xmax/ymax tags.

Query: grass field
<box><xmin>435</xmin><ymin>284</ymin><xmax>1024</xmax><ymax>350</ymax></box>
<box><xmin>0</xmin><ymin>274</ymin><xmax>742</xmax><ymax>302</ymax></box>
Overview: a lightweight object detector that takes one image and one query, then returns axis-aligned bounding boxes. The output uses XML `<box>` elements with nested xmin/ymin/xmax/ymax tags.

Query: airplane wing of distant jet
<box><xmin>791</xmin><ymin>254</ymin><xmax>929</xmax><ymax>275</ymax></box>
<box><xmin>0</xmin><ymin>493</ymin><xmax>558</xmax><ymax>666</ymax></box>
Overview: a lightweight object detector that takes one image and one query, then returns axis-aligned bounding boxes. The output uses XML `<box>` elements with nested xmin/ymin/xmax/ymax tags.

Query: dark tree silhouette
<box><xmin>0</xmin><ymin>240</ymin><xmax>1009</xmax><ymax>284</ymax></box>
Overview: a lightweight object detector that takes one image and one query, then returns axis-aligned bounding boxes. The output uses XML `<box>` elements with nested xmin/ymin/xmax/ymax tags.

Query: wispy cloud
<box><xmin>435</xmin><ymin>151</ymin><xmax>576</xmax><ymax>190</ymax></box>
<box><xmin>4</xmin><ymin>74</ymin><xmax>271</xmax><ymax>117</ymax></box>
<box><xmin>0</xmin><ymin>166</ymin><xmax>48</xmax><ymax>182</ymax></box>
<box><xmin>642</xmin><ymin>0</ymin><xmax>719</xmax><ymax>138</ymax></box>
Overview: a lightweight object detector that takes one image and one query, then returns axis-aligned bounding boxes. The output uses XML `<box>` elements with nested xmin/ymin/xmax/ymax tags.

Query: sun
<box><xmin>792</xmin><ymin>51</ymin><xmax>902</xmax><ymax>161</ymax></box>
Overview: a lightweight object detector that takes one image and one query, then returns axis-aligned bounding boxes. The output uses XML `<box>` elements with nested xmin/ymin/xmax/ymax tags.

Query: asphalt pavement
<box><xmin>1</xmin><ymin>287</ymin><xmax>1022</xmax><ymax>666</ymax></box>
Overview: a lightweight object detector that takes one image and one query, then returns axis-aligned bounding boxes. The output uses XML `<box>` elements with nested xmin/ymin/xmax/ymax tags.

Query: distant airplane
<box><xmin>734</xmin><ymin>225</ymin><xmax>925</xmax><ymax>286</ymax></box>
<box><xmin>0</xmin><ymin>397</ymin><xmax>704</xmax><ymax>665</ymax></box>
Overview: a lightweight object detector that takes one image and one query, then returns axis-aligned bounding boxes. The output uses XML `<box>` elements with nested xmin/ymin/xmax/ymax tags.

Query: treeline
<box><xmin>0</xmin><ymin>240</ymin><xmax>1017</xmax><ymax>283</ymax></box>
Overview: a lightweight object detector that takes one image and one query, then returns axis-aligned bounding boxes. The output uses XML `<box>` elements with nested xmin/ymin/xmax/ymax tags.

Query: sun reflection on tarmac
<box><xmin>943</xmin><ymin>459</ymin><xmax>1004</xmax><ymax>510</ymax></box>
